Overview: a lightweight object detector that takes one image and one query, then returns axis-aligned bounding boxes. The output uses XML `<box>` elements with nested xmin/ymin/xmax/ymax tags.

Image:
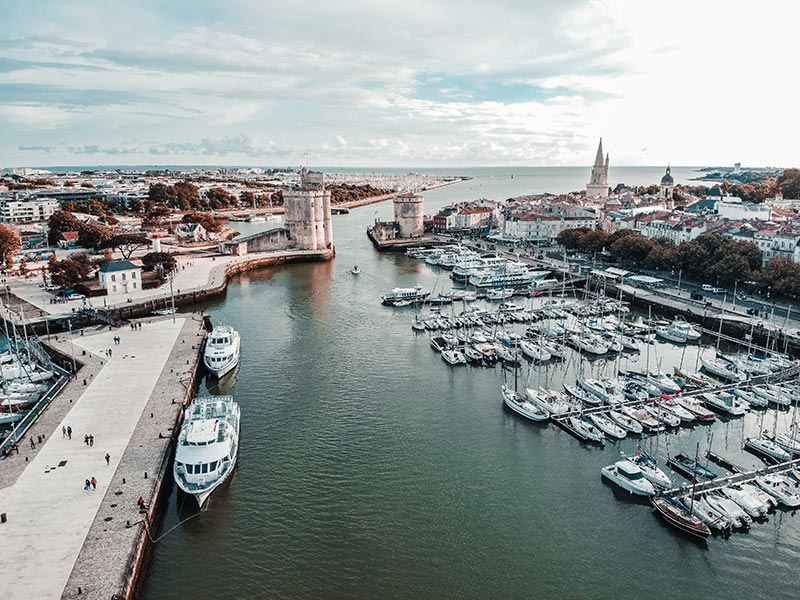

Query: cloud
<box><xmin>19</xmin><ymin>145</ymin><xmax>55</xmax><ymax>153</ymax></box>
<box><xmin>1</xmin><ymin>1</ymin><xmax>799</xmax><ymax>167</ymax></box>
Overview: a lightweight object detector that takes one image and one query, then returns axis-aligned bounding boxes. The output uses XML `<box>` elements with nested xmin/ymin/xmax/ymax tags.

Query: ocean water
<box><xmin>141</xmin><ymin>172</ymin><xmax>799</xmax><ymax>600</ymax></box>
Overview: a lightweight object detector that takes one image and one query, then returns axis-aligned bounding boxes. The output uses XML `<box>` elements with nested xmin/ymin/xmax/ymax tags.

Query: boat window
<box><xmin>620</xmin><ymin>469</ymin><xmax>644</xmax><ymax>481</ymax></box>
<box><xmin>186</xmin><ymin>464</ymin><xmax>193</xmax><ymax>474</ymax></box>
<box><xmin>201</xmin><ymin>463</ymin><xmax>209</xmax><ymax>474</ymax></box>
<box><xmin>210</xmin><ymin>460</ymin><xmax>218</xmax><ymax>470</ymax></box>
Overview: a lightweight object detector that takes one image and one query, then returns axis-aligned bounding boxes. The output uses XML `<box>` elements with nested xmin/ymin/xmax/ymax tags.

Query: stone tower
<box><xmin>586</xmin><ymin>138</ymin><xmax>609</xmax><ymax>198</ymax></box>
<box><xmin>660</xmin><ymin>165</ymin><xmax>675</xmax><ymax>209</ymax></box>
<box><xmin>393</xmin><ymin>191</ymin><xmax>424</xmax><ymax>238</ymax></box>
<box><xmin>283</xmin><ymin>168</ymin><xmax>334</xmax><ymax>251</ymax></box>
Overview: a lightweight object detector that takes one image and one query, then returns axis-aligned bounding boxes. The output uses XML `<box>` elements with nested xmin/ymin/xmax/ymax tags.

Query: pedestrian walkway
<box><xmin>0</xmin><ymin>318</ymin><xmax>185</xmax><ymax>600</ymax></box>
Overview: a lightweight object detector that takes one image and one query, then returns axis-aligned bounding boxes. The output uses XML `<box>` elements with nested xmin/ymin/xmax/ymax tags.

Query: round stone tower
<box><xmin>284</xmin><ymin>168</ymin><xmax>334</xmax><ymax>251</ymax></box>
<box><xmin>393</xmin><ymin>192</ymin><xmax>424</xmax><ymax>238</ymax></box>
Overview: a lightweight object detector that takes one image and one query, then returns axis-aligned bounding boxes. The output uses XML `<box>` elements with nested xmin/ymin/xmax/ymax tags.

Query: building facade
<box><xmin>98</xmin><ymin>260</ymin><xmax>142</xmax><ymax>295</ymax></box>
<box><xmin>0</xmin><ymin>197</ymin><xmax>59</xmax><ymax>223</ymax></box>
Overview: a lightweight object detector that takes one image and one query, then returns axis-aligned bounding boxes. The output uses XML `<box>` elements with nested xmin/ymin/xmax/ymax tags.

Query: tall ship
<box><xmin>174</xmin><ymin>396</ymin><xmax>240</xmax><ymax>507</ymax></box>
<box><xmin>204</xmin><ymin>325</ymin><xmax>241</xmax><ymax>378</ymax></box>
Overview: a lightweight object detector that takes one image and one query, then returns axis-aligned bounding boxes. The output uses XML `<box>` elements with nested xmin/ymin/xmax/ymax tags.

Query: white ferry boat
<box><xmin>174</xmin><ymin>396</ymin><xmax>240</xmax><ymax>507</ymax></box>
<box><xmin>204</xmin><ymin>325</ymin><xmax>241</xmax><ymax>378</ymax></box>
<box><xmin>469</xmin><ymin>263</ymin><xmax>548</xmax><ymax>288</ymax></box>
<box><xmin>381</xmin><ymin>285</ymin><xmax>429</xmax><ymax>305</ymax></box>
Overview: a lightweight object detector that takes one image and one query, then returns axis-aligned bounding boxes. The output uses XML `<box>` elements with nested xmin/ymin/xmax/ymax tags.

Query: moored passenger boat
<box><xmin>204</xmin><ymin>325</ymin><xmax>241</xmax><ymax>378</ymax></box>
<box><xmin>174</xmin><ymin>395</ymin><xmax>240</xmax><ymax>508</ymax></box>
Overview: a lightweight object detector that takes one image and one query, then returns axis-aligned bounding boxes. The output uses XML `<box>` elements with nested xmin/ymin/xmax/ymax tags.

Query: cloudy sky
<box><xmin>1</xmin><ymin>0</ymin><xmax>796</xmax><ymax>168</ymax></box>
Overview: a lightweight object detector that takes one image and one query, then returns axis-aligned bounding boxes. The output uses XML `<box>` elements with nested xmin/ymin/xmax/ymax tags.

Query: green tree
<box><xmin>556</xmin><ymin>227</ymin><xmax>593</xmax><ymax>250</ymax></box>
<box><xmin>77</xmin><ymin>223</ymin><xmax>111</xmax><ymax>249</ymax></box>
<box><xmin>761</xmin><ymin>256</ymin><xmax>800</xmax><ymax>297</ymax></box>
<box><xmin>609</xmin><ymin>234</ymin><xmax>654</xmax><ymax>264</ymax></box>
<box><xmin>774</xmin><ymin>168</ymin><xmax>800</xmax><ymax>199</ymax></box>
<box><xmin>0</xmin><ymin>224</ymin><xmax>20</xmax><ymax>269</ymax></box>
<box><xmin>48</xmin><ymin>253</ymin><xmax>94</xmax><ymax>288</ymax></box>
<box><xmin>140</xmin><ymin>251</ymin><xmax>177</xmax><ymax>275</ymax></box>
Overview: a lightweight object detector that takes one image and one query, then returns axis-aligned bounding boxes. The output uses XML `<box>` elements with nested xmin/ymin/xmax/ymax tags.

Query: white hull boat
<box><xmin>608</xmin><ymin>410</ymin><xmax>643</xmax><ymax>435</ymax></box>
<box><xmin>700</xmin><ymin>392</ymin><xmax>746</xmax><ymax>416</ymax></box>
<box><xmin>601</xmin><ymin>461</ymin><xmax>655</xmax><ymax>496</ymax></box>
<box><xmin>744</xmin><ymin>436</ymin><xmax>792</xmax><ymax>462</ymax></box>
<box><xmin>700</xmin><ymin>355</ymin><xmax>745</xmax><ymax>382</ymax></box>
<box><xmin>502</xmin><ymin>385</ymin><xmax>549</xmax><ymax>422</ymax></box>
<box><xmin>568</xmin><ymin>415</ymin><xmax>605</xmax><ymax>444</ymax></box>
<box><xmin>756</xmin><ymin>475</ymin><xmax>800</xmax><ymax>507</ymax></box>
<box><xmin>174</xmin><ymin>396</ymin><xmax>240</xmax><ymax>508</ymax></box>
<box><xmin>204</xmin><ymin>325</ymin><xmax>241</xmax><ymax>378</ymax></box>
<box><xmin>588</xmin><ymin>413</ymin><xmax>627</xmax><ymax>439</ymax></box>
<box><xmin>441</xmin><ymin>349</ymin><xmax>467</xmax><ymax>365</ymax></box>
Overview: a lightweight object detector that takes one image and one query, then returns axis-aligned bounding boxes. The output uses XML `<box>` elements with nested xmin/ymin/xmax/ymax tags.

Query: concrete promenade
<box><xmin>0</xmin><ymin>317</ymin><xmax>194</xmax><ymax>600</ymax></box>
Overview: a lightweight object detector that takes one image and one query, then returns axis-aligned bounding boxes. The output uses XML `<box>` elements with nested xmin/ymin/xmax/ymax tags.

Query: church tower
<box><xmin>586</xmin><ymin>138</ymin><xmax>609</xmax><ymax>198</ymax></box>
<box><xmin>660</xmin><ymin>165</ymin><xmax>675</xmax><ymax>209</ymax></box>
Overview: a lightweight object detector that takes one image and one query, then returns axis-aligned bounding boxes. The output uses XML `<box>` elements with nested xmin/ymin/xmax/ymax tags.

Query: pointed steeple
<box><xmin>594</xmin><ymin>138</ymin><xmax>605</xmax><ymax>168</ymax></box>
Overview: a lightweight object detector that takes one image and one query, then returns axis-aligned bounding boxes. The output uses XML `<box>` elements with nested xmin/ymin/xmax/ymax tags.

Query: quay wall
<box><xmin>11</xmin><ymin>249</ymin><xmax>334</xmax><ymax>335</ymax></box>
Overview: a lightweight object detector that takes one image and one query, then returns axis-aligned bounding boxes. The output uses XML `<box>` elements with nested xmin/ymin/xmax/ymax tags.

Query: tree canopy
<box><xmin>47</xmin><ymin>253</ymin><xmax>94</xmax><ymax>288</ymax></box>
<box><xmin>182</xmin><ymin>212</ymin><xmax>222</xmax><ymax>232</ymax></box>
<box><xmin>0</xmin><ymin>224</ymin><xmax>20</xmax><ymax>269</ymax></box>
<box><xmin>102</xmin><ymin>233</ymin><xmax>151</xmax><ymax>259</ymax></box>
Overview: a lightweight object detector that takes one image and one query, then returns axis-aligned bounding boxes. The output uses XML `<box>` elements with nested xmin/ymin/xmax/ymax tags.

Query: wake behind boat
<box><xmin>174</xmin><ymin>396</ymin><xmax>241</xmax><ymax>508</ymax></box>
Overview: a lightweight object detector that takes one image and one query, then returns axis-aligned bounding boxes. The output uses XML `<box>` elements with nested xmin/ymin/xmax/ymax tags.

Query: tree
<box><xmin>645</xmin><ymin>243</ymin><xmax>678</xmax><ymax>270</ymax></box>
<box><xmin>240</xmin><ymin>191</ymin><xmax>255</xmax><ymax>207</ymax></box>
<box><xmin>182</xmin><ymin>212</ymin><xmax>222</xmax><ymax>233</ymax></box>
<box><xmin>18</xmin><ymin>256</ymin><xmax>27</xmax><ymax>276</ymax></box>
<box><xmin>578</xmin><ymin>230</ymin><xmax>609</xmax><ymax>254</ymax></box>
<box><xmin>0</xmin><ymin>224</ymin><xmax>20</xmax><ymax>269</ymax></box>
<box><xmin>102</xmin><ymin>233</ymin><xmax>151</xmax><ymax>260</ymax></box>
<box><xmin>141</xmin><ymin>251</ymin><xmax>177</xmax><ymax>275</ymax></box>
<box><xmin>557</xmin><ymin>227</ymin><xmax>593</xmax><ymax>250</ymax></box>
<box><xmin>48</xmin><ymin>253</ymin><xmax>94</xmax><ymax>288</ymax></box>
<box><xmin>775</xmin><ymin>168</ymin><xmax>800</xmax><ymax>200</ymax></box>
<box><xmin>47</xmin><ymin>210</ymin><xmax>82</xmax><ymax>245</ymax></box>
<box><xmin>761</xmin><ymin>256</ymin><xmax>800</xmax><ymax>297</ymax></box>
<box><xmin>143</xmin><ymin>205</ymin><xmax>172</xmax><ymax>227</ymax></box>
<box><xmin>77</xmin><ymin>223</ymin><xmax>111</xmax><ymax>249</ymax></box>
<box><xmin>204</xmin><ymin>187</ymin><xmax>233</xmax><ymax>209</ymax></box>
<box><xmin>609</xmin><ymin>234</ymin><xmax>654</xmax><ymax>264</ymax></box>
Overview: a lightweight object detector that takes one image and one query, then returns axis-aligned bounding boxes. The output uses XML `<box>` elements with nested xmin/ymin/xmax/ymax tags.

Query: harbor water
<box><xmin>142</xmin><ymin>168</ymin><xmax>799</xmax><ymax>600</ymax></box>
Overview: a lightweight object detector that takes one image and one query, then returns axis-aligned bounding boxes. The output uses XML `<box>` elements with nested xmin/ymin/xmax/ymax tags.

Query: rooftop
<box><xmin>98</xmin><ymin>260</ymin><xmax>139</xmax><ymax>273</ymax></box>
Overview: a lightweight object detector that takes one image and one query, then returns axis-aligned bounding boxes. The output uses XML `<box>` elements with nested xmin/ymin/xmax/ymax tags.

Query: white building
<box><xmin>501</xmin><ymin>214</ymin><xmax>598</xmax><ymax>243</ymax></box>
<box><xmin>725</xmin><ymin>226</ymin><xmax>800</xmax><ymax>265</ymax></box>
<box><xmin>717</xmin><ymin>197</ymin><xmax>772</xmax><ymax>221</ymax></box>
<box><xmin>98</xmin><ymin>260</ymin><xmax>142</xmax><ymax>295</ymax></box>
<box><xmin>0</xmin><ymin>198</ymin><xmax>59</xmax><ymax>223</ymax></box>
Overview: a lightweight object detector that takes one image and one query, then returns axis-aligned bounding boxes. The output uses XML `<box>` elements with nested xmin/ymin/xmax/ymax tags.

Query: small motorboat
<box><xmin>563</xmin><ymin>383</ymin><xmax>603</xmax><ymax>407</ymax></box>
<box><xmin>351</xmin><ymin>264</ymin><xmax>360</xmax><ymax>275</ymax></box>
<box><xmin>677</xmin><ymin>396</ymin><xmax>716</xmax><ymax>423</ymax></box>
<box><xmin>620</xmin><ymin>406</ymin><xmax>664</xmax><ymax>433</ymax></box>
<box><xmin>667</xmin><ymin>453</ymin><xmax>717</xmax><ymax>481</ymax></box>
<box><xmin>660</xmin><ymin>399</ymin><xmax>695</xmax><ymax>424</ymax></box>
<box><xmin>588</xmin><ymin>413</ymin><xmax>627</xmax><ymax>439</ymax></box>
<box><xmin>691</xmin><ymin>496</ymin><xmax>733</xmax><ymax>532</ymax></box>
<box><xmin>722</xmin><ymin>485</ymin><xmax>768</xmax><ymax>518</ymax></box>
<box><xmin>705</xmin><ymin>493</ymin><xmax>752</xmax><ymax>529</ymax></box>
<box><xmin>441</xmin><ymin>349</ymin><xmax>467</xmax><ymax>365</ymax></box>
<box><xmin>568</xmin><ymin>415</ymin><xmax>605</xmax><ymax>444</ymax></box>
<box><xmin>731</xmin><ymin>387</ymin><xmax>769</xmax><ymax>408</ymax></box>
<box><xmin>644</xmin><ymin>403</ymin><xmax>681</xmax><ymax>428</ymax></box>
<box><xmin>502</xmin><ymin>385</ymin><xmax>549</xmax><ymax>422</ymax></box>
<box><xmin>756</xmin><ymin>475</ymin><xmax>800</xmax><ymax>508</ymax></box>
<box><xmin>651</xmin><ymin>494</ymin><xmax>711</xmax><ymax>539</ymax></box>
<box><xmin>621</xmin><ymin>448</ymin><xmax>672</xmax><ymax>489</ymax></box>
<box><xmin>601</xmin><ymin>460</ymin><xmax>655</xmax><ymax>496</ymax></box>
<box><xmin>463</xmin><ymin>345</ymin><xmax>485</xmax><ymax>365</ymax></box>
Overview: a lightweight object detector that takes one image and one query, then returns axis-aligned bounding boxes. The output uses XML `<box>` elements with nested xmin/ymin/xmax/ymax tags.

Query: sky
<box><xmin>1</xmin><ymin>0</ymin><xmax>798</xmax><ymax>169</ymax></box>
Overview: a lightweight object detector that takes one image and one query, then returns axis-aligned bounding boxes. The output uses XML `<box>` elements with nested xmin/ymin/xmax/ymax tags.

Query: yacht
<box><xmin>519</xmin><ymin>340</ymin><xmax>551</xmax><ymax>362</ymax></box>
<box><xmin>525</xmin><ymin>388</ymin><xmax>574</xmax><ymax>415</ymax></box>
<box><xmin>731</xmin><ymin>387</ymin><xmax>768</xmax><ymax>408</ymax></box>
<box><xmin>646</xmin><ymin>372</ymin><xmax>681</xmax><ymax>395</ymax></box>
<box><xmin>469</xmin><ymin>263</ymin><xmax>546</xmax><ymax>288</ymax></box>
<box><xmin>744</xmin><ymin>435</ymin><xmax>792</xmax><ymax>462</ymax></box>
<box><xmin>204</xmin><ymin>325</ymin><xmax>241</xmax><ymax>378</ymax></box>
<box><xmin>579</xmin><ymin>377</ymin><xmax>624</xmax><ymax>406</ymax></box>
<box><xmin>677</xmin><ymin>396</ymin><xmax>716</xmax><ymax>423</ymax></box>
<box><xmin>608</xmin><ymin>410</ymin><xmax>643</xmax><ymax>435</ymax></box>
<box><xmin>704</xmin><ymin>493</ymin><xmax>752</xmax><ymax>529</ymax></box>
<box><xmin>756</xmin><ymin>475</ymin><xmax>800</xmax><ymax>507</ymax></box>
<box><xmin>381</xmin><ymin>285</ymin><xmax>429</xmax><ymax>306</ymax></box>
<box><xmin>699</xmin><ymin>391</ymin><xmax>746</xmax><ymax>416</ymax></box>
<box><xmin>588</xmin><ymin>413</ymin><xmax>627</xmax><ymax>439</ymax></box>
<box><xmin>671</xmin><ymin>317</ymin><xmax>701</xmax><ymax>341</ymax></box>
<box><xmin>571</xmin><ymin>333</ymin><xmax>609</xmax><ymax>355</ymax></box>
<box><xmin>501</xmin><ymin>385</ymin><xmax>549</xmax><ymax>422</ymax></box>
<box><xmin>174</xmin><ymin>396</ymin><xmax>240</xmax><ymax>507</ymax></box>
<box><xmin>651</xmin><ymin>494</ymin><xmax>711</xmax><ymax>538</ymax></box>
<box><xmin>655</xmin><ymin>324</ymin><xmax>687</xmax><ymax>344</ymax></box>
<box><xmin>621</xmin><ymin>449</ymin><xmax>671</xmax><ymax>489</ymax></box>
<box><xmin>700</xmin><ymin>354</ymin><xmax>746</xmax><ymax>382</ymax></box>
<box><xmin>601</xmin><ymin>460</ymin><xmax>655</xmax><ymax>496</ymax></box>
<box><xmin>441</xmin><ymin>349</ymin><xmax>467</xmax><ymax>365</ymax></box>
<box><xmin>568</xmin><ymin>415</ymin><xmax>605</xmax><ymax>444</ymax></box>
<box><xmin>751</xmin><ymin>384</ymin><xmax>791</xmax><ymax>408</ymax></box>
<box><xmin>351</xmin><ymin>265</ymin><xmax>360</xmax><ymax>275</ymax></box>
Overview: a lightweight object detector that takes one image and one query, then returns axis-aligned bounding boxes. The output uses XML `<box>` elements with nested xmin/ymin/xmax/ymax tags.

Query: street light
<box><xmin>67</xmin><ymin>319</ymin><xmax>76</xmax><ymax>373</ymax></box>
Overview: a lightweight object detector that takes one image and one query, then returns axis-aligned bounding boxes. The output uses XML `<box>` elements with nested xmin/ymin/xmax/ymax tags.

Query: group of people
<box><xmin>129</xmin><ymin>322</ymin><xmax>143</xmax><ymax>330</ymax></box>
<box><xmin>83</xmin><ymin>476</ymin><xmax>97</xmax><ymax>491</ymax></box>
<box><xmin>83</xmin><ymin>434</ymin><xmax>95</xmax><ymax>447</ymax></box>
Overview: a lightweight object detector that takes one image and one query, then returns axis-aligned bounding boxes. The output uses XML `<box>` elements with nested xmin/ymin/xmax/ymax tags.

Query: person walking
<box><xmin>67</xmin><ymin>426</ymin><xmax>72</xmax><ymax>440</ymax></box>
<box><xmin>91</xmin><ymin>476</ymin><xmax>97</xmax><ymax>491</ymax></box>
<box><xmin>84</xmin><ymin>434</ymin><xmax>89</xmax><ymax>446</ymax></box>
<box><xmin>62</xmin><ymin>426</ymin><xmax>66</xmax><ymax>438</ymax></box>
<box><xmin>84</xmin><ymin>479</ymin><xmax>91</xmax><ymax>492</ymax></box>
<box><xmin>89</xmin><ymin>435</ymin><xmax>94</xmax><ymax>447</ymax></box>
<box><xmin>105</xmin><ymin>453</ymin><xmax>110</xmax><ymax>466</ymax></box>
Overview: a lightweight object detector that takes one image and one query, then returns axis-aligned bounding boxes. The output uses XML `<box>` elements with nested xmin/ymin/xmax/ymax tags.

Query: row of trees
<box><xmin>147</xmin><ymin>182</ymin><xmax>281</xmax><ymax>211</ymax></box>
<box><xmin>557</xmin><ymin>228</ymin><xmax>773</xmax><ymax>288</ymax></box>
<box><xmin>47</xmin><ymin>211</ymin><xmax>150</xmax><ymax>258</ymax></box>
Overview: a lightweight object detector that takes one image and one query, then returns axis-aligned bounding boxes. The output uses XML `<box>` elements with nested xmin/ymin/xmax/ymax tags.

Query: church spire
<box><xmin>586</xmin><ymin>137</ymin><xmax>610</xmax><ymax>198</ymax></box>
<box><xmin>594</xmin><ymin>138</ymin><xmax>604</xmax><ymax>169</ymax></box>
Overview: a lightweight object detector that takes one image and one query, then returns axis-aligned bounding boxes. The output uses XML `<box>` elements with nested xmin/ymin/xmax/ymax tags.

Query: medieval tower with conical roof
<box><xmin>585</xmin><ymin>138</ymin><xmax>609</xmax><ymax>198</ymax></box>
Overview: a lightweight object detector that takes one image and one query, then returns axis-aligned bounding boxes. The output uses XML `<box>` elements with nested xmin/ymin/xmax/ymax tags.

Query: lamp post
<box><xmin>732</xmin><ymin>280</ymin><xmax>738</xmax><ymax>310</ymax></box>
<box><xmin>67</xmin><ymin>319</ymin><xmax>76</xmax><ymax>373</ymax></box>
<box><xmin>677</xmin><ymin>268</ymin><xmax>682</xmax><ymax>294</ymax></box>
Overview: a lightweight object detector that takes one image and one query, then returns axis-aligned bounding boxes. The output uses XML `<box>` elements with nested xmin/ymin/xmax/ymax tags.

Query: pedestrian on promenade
<box><xmin>89</xmin><ymin>435</ymin><xmax>94</xmax><ymax>447</ymax></box>
<box><xmin>91</xmin><ymin>476</ymin><xmax>97</xmax><ymax>490</ymax></box>
<box><xmin>30</xmin><ymin>438</ymin><xmax>35</xmax><ymax>450</ymax></box>
<box><xmin>84</xmin><ymin>479</ymin><xmax>91</xmax><ymax>491</ymax></box>
<box><xmin>67</xmin><ymin>426</ymin><xmax>72</xmax><ymax>440</ymax></box>
<box><xmin>84</xmin><ymin>434</ymin><xmax>89</xmax><ymax>446</ymax></box>
<box><xmin>105</xmin><ymin>453</ymin><xmax>110</xmax><ymax>465</ymax></box>
<box><xmin>62</xmin><ymin>426</ymin><xmax>66</xmax><ymax>438</ymax></box>
<box><xmin>109</xmin><ymin>349</ymin><xmax>113</xmax><ymax>358</ymax></box>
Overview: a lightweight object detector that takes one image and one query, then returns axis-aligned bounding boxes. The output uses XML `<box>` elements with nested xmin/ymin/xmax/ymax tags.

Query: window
<box><xmin>111</xmin><ymin>274</ymin><xmax>116</xmax><ymax>282</ymax></box>
<box><xmin>210</xmin><ymin>460</ymin><xmax>218</xmax><ymax>470</ymax></box>
<box><xmin>122</xmin><ymin>273</ymin><xmax>127</xmax><ymax>280</ymax></box>
<box><xmin>132</xmin><ymin>272</ymin><xmax>137</xmax><ymax>279</ymax></box>
<box><xmin>133</xmin><ymin>282</ymin><xmax>137</xmax><ymax>289</ymax></box>
<box><xmin>186</xmin><ymin>464</ymin><xmax>193</xmax><ymax>474</ymax></box>
<box><xmin>112</xmin><ymin>285</ymin><xmax>117</xmax><ymax>292</ymax></box>
<box><xmin>201</xmin><ymin>463</ymin><xmax>208</xmax><ymax>474</ymax></box>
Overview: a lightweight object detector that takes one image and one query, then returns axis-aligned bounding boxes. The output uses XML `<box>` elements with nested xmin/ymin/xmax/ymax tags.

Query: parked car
<box><xmin>701</xmin><ymin>284</ymin><xmax>713</xmax><ymax>292</ymax></box>
<box><xmin>66</xmin><ymin>293</ymin><xmax>86</xmax><ymax>301</ymax></box>
<box><xmin>690</xmin><ymin>291</ymin><xmax>704</xmax><ymax>300</ymax></box>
